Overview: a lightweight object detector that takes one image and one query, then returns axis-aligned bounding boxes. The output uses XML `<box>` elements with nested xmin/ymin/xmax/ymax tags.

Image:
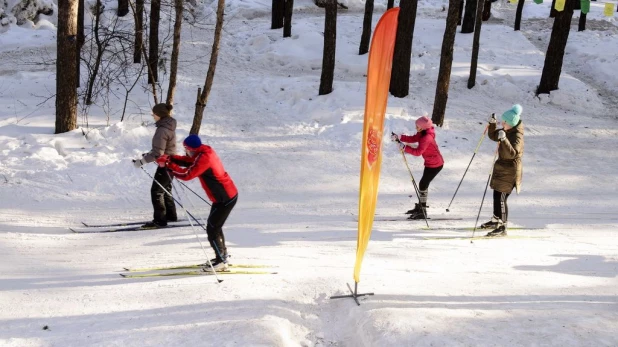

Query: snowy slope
<box><xmin>0</xmin><ymin>0</ymin><xmax>617</xmax><ymax>346</ymax></box>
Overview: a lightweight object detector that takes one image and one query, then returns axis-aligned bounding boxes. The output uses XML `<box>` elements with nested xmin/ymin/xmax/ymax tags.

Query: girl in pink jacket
<box><xmin>392</xmin><ymin>116</ymin><xmax>444</xmax><ymax>219</ymax></box>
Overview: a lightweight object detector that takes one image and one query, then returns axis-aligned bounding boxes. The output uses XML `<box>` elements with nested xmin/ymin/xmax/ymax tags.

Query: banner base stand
<box><xmin>330</xmin><ymin>282</ymin><xmax>374</xmax><ymax>306</ymax></box>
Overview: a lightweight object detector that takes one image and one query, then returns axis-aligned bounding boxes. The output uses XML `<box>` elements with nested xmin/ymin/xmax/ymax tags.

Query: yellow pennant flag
<box><xmin>604</xmin><ymin>2</ymin><xmax>614</xmax><ymax>16</ymax></box>
<box><xmin>354</xmin><ymin>7</ymin><xmax>399</xmax><ymax>284</ymax></box>
<box><xmin>555</xmin><ymin>0</ymin><xmax>565</xmax><ymax>11</ymax></box>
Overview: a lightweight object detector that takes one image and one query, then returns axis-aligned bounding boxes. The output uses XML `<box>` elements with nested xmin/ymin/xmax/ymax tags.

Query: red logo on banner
<box><xmin>367</xmin><ymin>128</ymin><xmax>380</xmax><ymax>167</ymax></box>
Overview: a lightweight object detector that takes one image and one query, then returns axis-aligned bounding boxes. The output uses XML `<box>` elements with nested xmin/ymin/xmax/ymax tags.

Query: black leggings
<box><xmin>207</xmin><ymin>195</ymin><xmax>238</xmax><ymax>260</ymax></box>
<box><xmin>419</xmin><ymin>166</ymin><xmax>443</xmax><ymax>191</ymax></box>
<box><xmin>493</xmin><ymin>190</ymin><xmax>510</xmax><ymax>222</ymax></box>
<box><xmin>417</xmin><ymin>165</ymin><xmax>443</xmax><ymax>206</ymax></box>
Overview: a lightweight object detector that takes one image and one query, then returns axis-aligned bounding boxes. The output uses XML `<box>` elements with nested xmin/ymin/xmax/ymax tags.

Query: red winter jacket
<box><xmin>167</xmin><ymin>145</ymin><xmax>238</xmax><ymax>203</ymax></box>
<box><xmin>400</xmin><ymin>127</ymin><xmax>444</xmax><ymax>168</ymax></box>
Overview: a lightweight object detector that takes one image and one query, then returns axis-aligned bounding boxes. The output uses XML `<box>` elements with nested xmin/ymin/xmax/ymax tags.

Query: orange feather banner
<box><xmin>353</xmin><ymin>8</ymin><xmax>399</xmax><ymax>283</ymax></box>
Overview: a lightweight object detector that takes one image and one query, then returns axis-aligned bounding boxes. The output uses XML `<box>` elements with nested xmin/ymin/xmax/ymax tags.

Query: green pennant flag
<box><xmin>581</xmin><ymin>0</ymin><xmax>590</xmax><ymax>14</ymax></box>
<box><xmin>534</xmin><ymin>0</ymin><xmax>542</xmax><ymax>4</ymax></box>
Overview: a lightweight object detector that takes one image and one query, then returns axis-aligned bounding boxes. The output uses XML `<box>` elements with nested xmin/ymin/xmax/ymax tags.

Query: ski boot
<box><xmin>407</xmin><ymin>204</ymin><xmax>427</xmax><ymax>220</ymax></box>
<box><xmin>204</xmin><ymin>258</ymin><xmax>229</xmax><ymax>271</ymax></box>
<box><xmin>480</xmin><ymin>216</ymin><xmax>503</xmax><ymax>229</ymax></box>
<box><xmin>485</xmin><ymin>225</ymin><xmax>507</xmax><ymax>237</ymax></box>
<box><xmin>405</xmin><ymin>203</ymin><xmax>422</xmax><ymax>215</ymax></box>
<box><xmin>141</xmin><ymin>220</ymin><xmax>167</xmax><ymax>228</ymax></box>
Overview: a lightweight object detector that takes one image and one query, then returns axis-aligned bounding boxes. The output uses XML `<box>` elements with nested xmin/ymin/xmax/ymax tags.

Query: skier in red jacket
<box><xmin>158</xmin><ymin>135</ymin><xmax>238</xmax><ymax>271</ymax></box>
<box><xmin>392</xmin><ymin>116</ymin><xmax>444</xmax><ymax>219</ymax></box>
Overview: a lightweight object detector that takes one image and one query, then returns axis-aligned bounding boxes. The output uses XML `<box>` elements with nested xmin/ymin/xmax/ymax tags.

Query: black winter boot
<box><xmin>485</xmin><ymin>225</ymin><xmax>507</xmax><ymax>237</ymax></box>
<box><xmin>480</xmin><ymin>216</ymin><xmax>503</xmax><ymax>229</ymax></box>
<box><xmin>142</xmin><ymin>220</ymin><xmax>167</xmax><ymax>228</ymax></box>
<box><xmin>407</xmin><ymin>204</ymin><xmax>427</xmax><ymax>220</ymax></box>
<box><xmin>405</xmin><ymin>203</ymin><xmax>422</xmax><ymax>215</ymax></box>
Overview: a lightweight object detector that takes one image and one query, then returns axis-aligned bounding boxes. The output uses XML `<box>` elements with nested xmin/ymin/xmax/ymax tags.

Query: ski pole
<box><xmin>395</xmin><ymin>135</ymin><xmax>430</xmax><ymax>228</ymax></box>
<box><xmin>470</xmin><ymin>143</ymin><xmax>500</xmax><ymax>243</ymax></box>
<box><xmin>175</xmin><ymin>179</ymin><xmax>211</xmax><ymax>206</ymax></box>
<box><xmin>165</xmin><ymin>170</ymin><xmax>224</xmax><ymax>262</ymax></box>
<box><xmin>446</xmin><ymin>116</ymin><xmax>492</xmax><ymax>212</ymax></box>
<box><xmin>141</xmin><ymin>167</ymin><xmax>223</xmax><ymax>282</ymax></box>
<box><xmin>170</xmin><ymin>179</ymin><xmax>219</xmax><ymax>258</ymax></box>
<box><xmin>171</xmin><ymin>179</ymin><xmax>226</xmax><ymax>265</ymax></box>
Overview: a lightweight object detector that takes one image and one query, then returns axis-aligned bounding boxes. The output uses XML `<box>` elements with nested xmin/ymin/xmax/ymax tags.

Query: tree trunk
<box><xmin>461</xmin><ymin>0</ymin><xmax>476</xmax><ymax>33</ymax></box>
<box><xmin>191</xmin><ymin>0</ymin><xmax>225</xmax><ymax>135</ymax></box>
<box><xmin>272</xmin><ymin>0</ymin><xmax>284</xmax><ymax>29</ymax></box>
<box><xmin>148</xmin><ymin>0</ymin><xmax>161</xmax><ymax>84</ymax></box>
<box><xmin>85</xmin><ymin>0</ymin><xmax>104</xmax><ymax>105</ymax></box>
<box><xmin>537</xmin><ymin>0</ymin><xmax>576</xmax><ymax>95</ymax></box>
<box><xmin>550</xmin><ymin>0</ymin><xmax>558</xmax><ymax>18</ymax></box>
<box><xmin>458</xmin><ymin>0</ymin><xmax>464</xmax><ymax>25</ymax></box>
<box><xmin>387</xmin><ymin>0</ymin><xmax>394</xmax><ymax>9</ymax></box>
<box><xmin>134</xmin><ymin>0</ymin><xmax>143</xmax><ymax>63</ymax></box>
<box><xmin>76</xmin><ymin>0</ymin><xmax>84</xmax><ymax>88</ymax></box>
<box><xmin>118</xmin><ymin>0</ymin><xmax>129</xmax><ymax>16</ymax></box>
<box><xmin>319</xmin><ymin>0</ymin><xmax>337</xmax><ymax>95</ymax></box>
<box><xmin>482</xmin><ymin>0</ymin><xmax>491</xmax><ymax>21</ymax></box>
<box><xmin>431</xmin><ymin>0</ymin><xmax>459</xmax><ymax>127</ymax></box>
<box><xmin>283</xmin><ymin>0</ymin><xmax>294</xmax><ymax>37</ymax></box>
<box><xmin>468</xmin><ymin>0</ymin><xmax>485</xmax><ymax>89</ymax></box>
<box><xmin>166</xmin><ymin>0</ymin><xmax>183</xmax><ymax>105</ymax></box>
<box><xmin>359</xmin><ymin>0</ymin><xmax>374</xmax><ymax>55</ymax></box>
<box><xmin>389</xmin><ymin>0</ymin><xmax>418</xmax><ymax>98</ymax></box>
<box><xmin>55</xmin><ymin>0</ymin><xmax>79</xmax><ymax>134</ymax></box>
<box><xmin>514</xmin><ymin>0</ymin><xmax>524</xmax><ymax>31</ymax></box>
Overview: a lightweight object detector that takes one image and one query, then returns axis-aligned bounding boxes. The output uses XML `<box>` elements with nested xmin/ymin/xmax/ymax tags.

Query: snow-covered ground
<box><xmin>0</xmin><ymin>0</ymin><xmax>617</xmax><ymax>346</ymax></box>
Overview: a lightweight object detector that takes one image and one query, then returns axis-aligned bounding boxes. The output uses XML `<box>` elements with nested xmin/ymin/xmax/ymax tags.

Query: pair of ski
<box><xmin>422</xmin><ymin>234</ymin><xmax>549</xmax><ymax>240</ymax></box>
<box><xmin>419</xmin><ymin>225</ymin><xmax>547</xmax><ymax>240</ymax></box>
<box><xmin>71</xmin><ymin>219</ymin><xmax>194</xmax><ymax>233</ymax></box>
<box><xmin>120</xmin><ymin>262</ymin><xmax>278</xmax><ymax>278</ymax></box>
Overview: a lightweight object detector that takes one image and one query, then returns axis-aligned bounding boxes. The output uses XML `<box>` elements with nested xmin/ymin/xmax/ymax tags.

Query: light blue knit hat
<box><xmin>501</xmin><ymin>104</ymin><xmax>522</xmax><ymax>127</ymax></box>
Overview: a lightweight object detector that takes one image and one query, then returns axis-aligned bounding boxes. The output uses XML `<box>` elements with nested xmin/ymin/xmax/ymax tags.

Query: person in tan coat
<box><xmin>132</xmin><ymin>103</ymin><xmax>178</xmax><ymax>228</ymax></box>
<box><xmin>481</xmin><ymin>104</ymin><xmax>524</xmax><ymax>237</ymax></box>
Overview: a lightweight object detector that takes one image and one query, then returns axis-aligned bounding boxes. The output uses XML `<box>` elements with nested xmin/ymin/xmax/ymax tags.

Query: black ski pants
<box><xmin>151</xmin><ymin>167</ymin><xmax>177</xmax><ymax>224</ymax></box>
<box><xmin>207</xmin><ymin>194</ymin><xmax>238</xmax><ymax>261</ymax></box>
<box><xmin>492</xmin><ymin>190</ymin><xmax>510</xmax><ymax>223</ymax></box>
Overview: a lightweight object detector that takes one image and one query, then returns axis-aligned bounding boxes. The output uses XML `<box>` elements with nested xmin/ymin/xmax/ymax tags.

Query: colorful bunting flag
<box><xmin>604</xmin><ymin>2</ymin><xmax>614</xmax><ymax>16</ymax></box>
<box><xmin>555</xmin><ymin>0</ymin><xmax>566</xmax><ymax>11</ymax></box>
<box><xmin>581</xmin><ymin>0</ymin><xmax>590</xmax><ymax>14</ymax></box>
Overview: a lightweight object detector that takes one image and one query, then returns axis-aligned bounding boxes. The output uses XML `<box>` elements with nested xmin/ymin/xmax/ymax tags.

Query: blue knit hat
<box><xmin>501</xmin><ymin>104</ymin><xmax>522</xmax><ymax>127</ymax></box>
<box><xmin>183</xmin><ymin>134</ymin><xmax>202</xmax><ymax>149</ymax></box>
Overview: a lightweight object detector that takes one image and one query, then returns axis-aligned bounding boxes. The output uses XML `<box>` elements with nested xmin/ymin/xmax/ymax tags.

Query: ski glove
<box><xmin>390</xmin><ymin>132</ymin><xmax>399</xmax><ymax>142</ymax></box>
<box><xmin>488</xmin><ymin>113</ymin><xmax>497</xmax><ymax>124</ymax></box>
<box><xmin>398</xmin><ymin>142</ymin><xmax>406</xmax><ymax>151</ymax></box>
<box><xmin>156</xmin><ymin>154</ymin><xmax>169</xmax><ymax>168</ymax></box>
<box><xmin>133</xmin><ymin>158</ymin><xmax>145</xmax><ymax>168</ymax></box>
<box><xmin>497</xmin><ymin>130</ymin><xmax>506</xmax><ymax>141</ymax></box>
